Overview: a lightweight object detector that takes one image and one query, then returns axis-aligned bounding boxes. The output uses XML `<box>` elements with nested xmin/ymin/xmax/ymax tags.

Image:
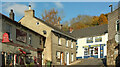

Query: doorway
<box><xmin>66</xmin><ymin>52</ymin><xmax>69</xmax><ymax>65</ymax></box>
<box><xmin>60</xmin><ymin>52</ymin><xmax>63</xmax><ymax>65</ymax></box>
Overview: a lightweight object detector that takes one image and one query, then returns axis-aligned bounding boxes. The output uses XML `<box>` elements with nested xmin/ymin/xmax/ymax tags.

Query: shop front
<box><xmin>1</xmin><ymin>48</ymin><xmax>42</xmax><ymax>67</ymax></box>
<box><xmin>83</xmin><ymin>44</ymin><xmax>106</xmax><ymax>58</ymax></box>
<box><xmin>1</xmin><ymin>41</ymin><xmax>43</xmax><ymax>67</ymax></box>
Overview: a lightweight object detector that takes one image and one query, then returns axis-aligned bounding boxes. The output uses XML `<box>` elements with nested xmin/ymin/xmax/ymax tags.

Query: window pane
<box><xmin>16</xmin><ymin>29</ymin><xmax>27</xmax><ymax>43</ymax></box>
<box><xmin>95</xmin><ymin>37</ymin><xmax>102</xmax><ymax>42</ymax></box>
<box><xmin>87</xmin><ymin>37</ymin><xmax>93</xmax><ymax>43</ymax></box>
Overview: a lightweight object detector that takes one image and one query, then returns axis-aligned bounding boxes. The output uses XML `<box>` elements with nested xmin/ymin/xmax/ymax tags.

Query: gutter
<box><xmin>52</xmin><ymin>29</ymin><xmax>76</xmax><ymax>40</ymax></box>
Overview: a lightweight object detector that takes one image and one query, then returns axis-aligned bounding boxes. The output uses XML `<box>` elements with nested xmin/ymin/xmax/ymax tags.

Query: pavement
<box><xmin>68</xmin><ymin>58</ymin><xmax>106</xmax><ymax>67</ymax></box>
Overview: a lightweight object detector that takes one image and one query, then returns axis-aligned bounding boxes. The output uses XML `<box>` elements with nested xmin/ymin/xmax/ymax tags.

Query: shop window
<box><xmin>86</xmin><ymin>37</ymin><xmax>93</xmax><ymax>43</ymax></box>
<box><xmin>6</xmin><ymin>53</ymin><xmax>14</xmax><ymax>65</ymax></box>
<box><xmin>84</xmin><ymin>48</ymin><xmax>89</xmax><ymax>55</ymax></box>
<box><xmin>71</xmin><ymin>53</ymin><xmax>74</xmax><ymax>62</ymax></box>
<box><xmin>16</xmin><ymin>29</ymin><xmax>27</xmax><ymax>43</ymax></box>
<box><xmin>95</xmin><ymin>37</ymin><xmax>102</xmax><ymax>42</ymax></box>
<box><xmin>94</xmin><ymin>47</ymin><xmax>98</xmax><ymax>54</ymax></box>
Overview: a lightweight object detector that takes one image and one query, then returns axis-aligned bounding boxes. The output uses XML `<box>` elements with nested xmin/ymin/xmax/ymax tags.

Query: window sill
<box><xmin>58</xmin><ymin>44</ymin><xmax>62</xmax><ymax>46</ymax></box>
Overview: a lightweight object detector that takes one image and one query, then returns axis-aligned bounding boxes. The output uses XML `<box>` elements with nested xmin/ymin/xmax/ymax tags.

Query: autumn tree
<box><xmin>42</xmin><ymin>8</ymin><xmax>62</xmax><ymax>24</ymax></box>
<box><xmin>91</xmin><ymin>16</ymin><xmax>99</xmax><ymax>26</ymax></box>
<box><xmin>62</xmin><ymin>21</ymin><xmax>69</xmax><ymax>31</ymax></box>
<box><xmin>98</xmin><ymin>14</ymin><xmax>108</xmax><ymax>25</ymax></box>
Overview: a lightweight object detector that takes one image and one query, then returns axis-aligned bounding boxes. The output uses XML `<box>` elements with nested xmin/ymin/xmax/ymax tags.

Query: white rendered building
<box><xmin>71</xmin><ymin>24</ymin><xmax>108</xmax><ymax>59</ymax></box>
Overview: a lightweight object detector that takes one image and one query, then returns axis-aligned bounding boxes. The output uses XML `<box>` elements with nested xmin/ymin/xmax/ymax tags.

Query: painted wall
<box><xmin>76</xmin><ymin>33</ymin><xmax>108</xmax><ymax>59</ymax></box>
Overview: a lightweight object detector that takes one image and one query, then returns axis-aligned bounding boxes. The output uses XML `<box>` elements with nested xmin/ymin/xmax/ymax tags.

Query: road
<box><xmin>68</xmin><ymin>58</ymin><xmax>106</xmax><ymax>67</ymax></box>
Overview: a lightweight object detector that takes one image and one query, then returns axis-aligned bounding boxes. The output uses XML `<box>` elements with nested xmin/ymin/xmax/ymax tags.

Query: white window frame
<box><xmin>71</xmin><ymin>41</ymin><xmax>73</xmax><ymax>48</ymax></box>
<box><xmin>66</xmin><ymin>40</ymin><xmax>68</xmax><ymax>47</ymax></box>
<box><xmin>116</xmin><ymin>20</ymin><xmax>120</xmax><ymax>32</ymax></box>
<box><xmin>58</xmin><ymin>37</ymin><xmax>61</xmax><ymax>45</ymax></box>
<box><xmin>71</xmin><ymin>53</ymin><xmax>74</xmax><ymax>62</ymax></box>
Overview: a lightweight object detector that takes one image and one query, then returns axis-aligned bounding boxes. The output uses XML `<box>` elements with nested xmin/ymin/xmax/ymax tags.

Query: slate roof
<box><xmin>70</xmin><ymin>24</ymin><xmax>108</xmax><ymax>39</ymax></box>
<box><xmin>0</xmin><ymin>13</ymin><xmax>45</xmax><ymax>37</ymax></box>
<box><xmin>34</xmin><ymin>17</ymin><xmax>76</xmax><ymax>40</ymax></box>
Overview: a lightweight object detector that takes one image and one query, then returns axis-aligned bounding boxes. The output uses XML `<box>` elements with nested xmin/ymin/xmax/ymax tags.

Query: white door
<box><xmin>66</xmin><ymin>52</ymin><xmax>69</xmax><ymax>65</ymax></box>
<box><xmin>60</xmin><ymin>52</ymin><xmax>63</xmax><ymax>65</ymax></box>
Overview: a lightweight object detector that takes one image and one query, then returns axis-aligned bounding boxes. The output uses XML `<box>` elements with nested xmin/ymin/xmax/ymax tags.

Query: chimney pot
<box><xmin>9</xmin><ymin>9</ymin><xmax>14</xmax><ymax>20</ymax></box>
<box><xmin>29</xmin><ymin>5</ymin><xmax>31</xmax><ymax>10</ymax></box>
<box><xmin>69</xmin><ymin>27</ymin><xmax>73</xmax><ymax>33</ymax></box>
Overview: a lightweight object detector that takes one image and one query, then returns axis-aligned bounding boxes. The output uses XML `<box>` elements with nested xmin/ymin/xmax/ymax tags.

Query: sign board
<box><xmin>2</xmin><ymin>33</ymin><xmax>10</xmax><ymax>42</ymax></box>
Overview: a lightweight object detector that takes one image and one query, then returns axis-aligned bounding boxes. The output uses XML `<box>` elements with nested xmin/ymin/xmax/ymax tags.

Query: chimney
<box><xmin>29</xmin><ymin>5</ymin><xmax>31</xmax><ymax>10</ymax></box>
<box><xmin>54</xmin><ymin>21</ymin><xmax>62</xmax><ymax>29</ymax></box>
<box><xmin>69</xmin><ymin>27</ymin><xmax>73</xmax><ymax>33</ymax></box>
<box><xmin>109</xmin><ymin>4</ymin><xmax>113</xmax><ymax>12</ymax></box>
<box><xmin>9</xmin><ymin>9</ymin><xmax>14</xmax><ymax>20</ymax></box>
<box><xmin>25</xmin><ymin>5</ymin><xmax>35</xmax><ymax>17</ymax></box>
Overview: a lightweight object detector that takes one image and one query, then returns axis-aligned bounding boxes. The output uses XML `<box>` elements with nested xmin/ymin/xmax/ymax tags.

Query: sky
<box><xmin>1</xmin><ymin>2</ymin><xmax>118</xmax><ymax>24</ymax></box>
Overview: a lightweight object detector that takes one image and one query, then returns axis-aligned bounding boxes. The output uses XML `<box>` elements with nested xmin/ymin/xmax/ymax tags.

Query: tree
<box><xmin>91</xmin><ymin>16</ymin><xmax>99</xmax><ymax>26</ymax></box>
<box><xmin>62</xmin><ymin>21</ymin><xmax>69</xmax><ymax>31</ymax></box>
<box><xmin>98</xmin><ymin>14</ymin><xmax>108</xmax><ymax>25</ymax></box>
<box><xmin>42</xmin><ymin>8</ymin><xmax>62</xmax><ymax>24</ymax></box>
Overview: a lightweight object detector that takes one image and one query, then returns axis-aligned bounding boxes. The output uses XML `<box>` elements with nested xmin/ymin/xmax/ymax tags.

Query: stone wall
<box><xmin>107</xmin><ymin>7</ymin><xmax>120</xmax><ymax>65</ymax></box>
<box><xmin>51</xmin><ymin>32</ymin><xmax>76</xmax><ymax>65</ymax></box>
<box><xmin>107</xmin><ymin>39</ymin><xmax>118</xmax><ymax>65</ymax></box>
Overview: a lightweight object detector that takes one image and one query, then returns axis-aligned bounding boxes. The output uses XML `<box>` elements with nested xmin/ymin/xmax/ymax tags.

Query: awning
<box><xmin>16</xmin><ymin>48</ymin><xmax>31</xmax><ymax>55</ymax></box>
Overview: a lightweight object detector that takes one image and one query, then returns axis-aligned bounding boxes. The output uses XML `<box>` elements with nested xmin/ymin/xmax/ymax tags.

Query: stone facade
<box><xmin>19</xmin><ymin>6</ymin><xmax>76</xmax><ymax>65</ymax></box>
<box><xmin>0</xmin><ymin>13</ymin><xmax>45</xmax><ymax>66</ymax></box>
<box><xmin>51</xmin><ymin>32</ymin><xmax>76</xmax><ymax>65</ymax></box>
<box><xmin>107</xmin><ymin>7</ymin><xmax>120</xmax><ymax>65</ymax></box>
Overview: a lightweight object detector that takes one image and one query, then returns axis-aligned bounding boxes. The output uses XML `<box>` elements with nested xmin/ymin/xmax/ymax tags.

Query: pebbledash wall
<box><xmin>107</xmin><ymin>7</ymin><xmax>120</xmax><ymax>65</ymax></box>
<box><xmin>0</xmin><ymin>13</ymin><xmax>45</xmax><ymax>66</ymax></box>
<box><xmin>76</xmin><ymin>34</ymin><xmax>108</xmax><ymax>59</ymax></box>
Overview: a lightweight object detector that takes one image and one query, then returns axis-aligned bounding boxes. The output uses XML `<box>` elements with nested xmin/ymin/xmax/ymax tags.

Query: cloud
<box><xmin>2</xmin><ymin>3</ymin><xmax>28</xmax><ymax>16</ymax></box>
<box><xmin>54</xmin><ymin>2</ymin><xmax>63</xmax><ymax>8</ymax></box>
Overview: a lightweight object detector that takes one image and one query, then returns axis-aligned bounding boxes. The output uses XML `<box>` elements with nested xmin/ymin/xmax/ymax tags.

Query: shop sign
<box><xmin>2</xmin><ymin>33</ymin><xmax>10</xmax><ymax>42</ymax></box>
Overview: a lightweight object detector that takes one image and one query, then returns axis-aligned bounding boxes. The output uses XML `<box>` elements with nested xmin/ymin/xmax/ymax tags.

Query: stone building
<box><xmin>0</xmin><ymin>10</ymin><xmax>45</xmax><ymax>66</ymax></box>
<box><xmin>19</xmin><ymin>5</ymin><xmax>76</xmax><ymax>65</ymax></box>
<box><xmin>107</xmin><ymin>7</ymin><xmax>120</xmax><ymax>66</ymax></box>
